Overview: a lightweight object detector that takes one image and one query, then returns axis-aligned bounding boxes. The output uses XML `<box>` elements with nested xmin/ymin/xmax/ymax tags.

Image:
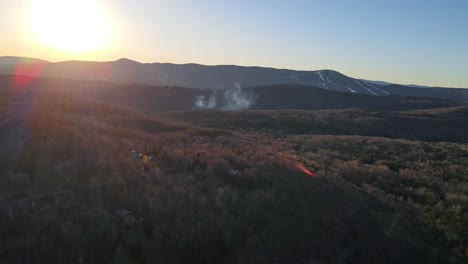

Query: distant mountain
<box><xmin>0</xmin><ymin>56</ymin><xmax>48</xmax><ymax>65</ymax></box>
<box><xmin>361</xmin><ymin>79</ymin><xmax>428</xmax><ymax>88</ymax></box>
<box><xmin>0</xmin><ymin>56</ymin><xmax>467</xmax><ymax>101</ymax></box>
<box><xmin>360</xmin><ymin>79</ymin><xmax>395</xmax><ymax>86</ymax></box>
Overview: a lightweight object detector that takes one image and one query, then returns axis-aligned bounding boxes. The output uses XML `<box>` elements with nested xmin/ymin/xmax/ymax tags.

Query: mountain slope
<box><xmin>0</xmin><ymin>75</ymin><xmax>463</xmax><ymax>114</ymax></box>
<box><xmin>0</xmin><ymin>56</ymin><xmax>49</xmax><ymax>65</ymax></box>
<box><xmin>248</xmin><ymin>85</ymin><xmax>463</xmax><ymax>111</ymax></box>
<box><xmin>1</xmin><ymin>56</ymin><xmax>467</xmax><ymax>101</ymax></box>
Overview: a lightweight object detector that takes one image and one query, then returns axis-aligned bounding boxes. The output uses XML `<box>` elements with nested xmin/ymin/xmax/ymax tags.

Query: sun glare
<box><xmin>28</xmin><ymin>0</ymin><xmax>113</xmax><ymax>52</ymax></box>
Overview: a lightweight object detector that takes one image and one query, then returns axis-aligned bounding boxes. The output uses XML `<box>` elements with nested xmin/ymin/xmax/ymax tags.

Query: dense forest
<box><xmin>0</xmin><ymin>76</ymin><xmax>467</xmax><ymax>263</ymax></box>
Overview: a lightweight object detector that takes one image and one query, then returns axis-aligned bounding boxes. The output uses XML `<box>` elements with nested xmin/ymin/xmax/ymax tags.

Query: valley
<box><xmin>0</xmin><ymin>74</ymin><xmax>466</xmax><ymax>263</ymax></box>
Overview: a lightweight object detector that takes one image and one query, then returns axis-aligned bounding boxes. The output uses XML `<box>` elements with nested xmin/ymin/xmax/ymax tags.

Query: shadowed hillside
<box><xmin>0</xmin><ymin>75</ymin><xmax>463</xmax><ymax>114</ymax></box>
<box><xmin>248</xmin><ymin>85</ymin><xmax>463</xmax><ymax>111</ymax></box>
<box><xmin>165</xmin><ymin>106</ymin><xmax>468</xmax><ymax>143</ymax></box>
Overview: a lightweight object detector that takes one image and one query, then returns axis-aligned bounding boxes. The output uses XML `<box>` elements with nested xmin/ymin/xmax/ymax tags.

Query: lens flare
<box><xmin>296</xmin><ymin>163</ymin><xmax>315</xmax><ymax>177</ymax></box>
<box><xmin>13</xmin><ymin>61</ymin><xmax>46</xmax><ymax>87</ymax></box>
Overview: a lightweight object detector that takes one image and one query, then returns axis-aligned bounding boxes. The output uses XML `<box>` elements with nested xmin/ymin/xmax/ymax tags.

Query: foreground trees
<box><xmin>0</xmin><ymin>98</ymin><xmax>466</xmax><ymax>263</ymax></box>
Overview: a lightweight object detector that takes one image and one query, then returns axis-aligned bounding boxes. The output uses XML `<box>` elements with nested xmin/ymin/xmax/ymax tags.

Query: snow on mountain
<box><xmin>318</xmin><ymin>71</ymin><xmax>325</xmax><ymax>81</ymax></box>
<box><xmin>364</xmin><ymin>81</ymin><xmax>390</xmax><ymax>95</ymax></box>
<box><xmin>356</xmin><ymin>80</ymin><xmax>377</xmax><ymax>95</ymax></box>
<box><xmin>346</xmin><ymin>86</ymin><xmax>357</xmax><ymax>93</ymax></box>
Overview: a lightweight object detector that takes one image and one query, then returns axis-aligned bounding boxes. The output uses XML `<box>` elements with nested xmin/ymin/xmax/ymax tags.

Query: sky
<box><xmin>0</xmin><ymin>0</ymin><xmax>467</xmax><ymax>87</ymax></box>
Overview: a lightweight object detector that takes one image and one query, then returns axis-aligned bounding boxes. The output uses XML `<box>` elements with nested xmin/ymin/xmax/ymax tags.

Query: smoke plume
<box><xmin>193</xmin><ymin>82</ymin><xmax>255</xmax><ymax>111</ymax></box>
<box><xmin>194</xmin><ymin>94</ymin><xmax>216</xmax><ymax>109</ymax></box>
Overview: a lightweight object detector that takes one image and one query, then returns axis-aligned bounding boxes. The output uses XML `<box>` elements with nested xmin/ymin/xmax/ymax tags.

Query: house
<box><xmin>114</xmin><ymin>209</ymin><xmax>140</xmax><ymax>226</ymax></box>
<box><xmin>131</xmin><ymin>151</ymin><xmax>159</xmax><ymax>174</ymax></box>
<box><xmin>130</xmin><ymin>151</ymin><xmax>143</xmax><ymax>160</ymax></box>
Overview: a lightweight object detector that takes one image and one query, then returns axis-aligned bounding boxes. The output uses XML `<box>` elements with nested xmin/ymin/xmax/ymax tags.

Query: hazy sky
<box><xmin>1</xmin><ymin>0</ymin><xmax>467</xmax><ymax>87</ymax></box>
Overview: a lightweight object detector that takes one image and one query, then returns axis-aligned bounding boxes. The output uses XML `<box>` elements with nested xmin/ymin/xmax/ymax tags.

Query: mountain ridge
<box><xmin>1</xmin><ymin>56</ymin><xmax>467</xmax><ymax>101</ymax></box>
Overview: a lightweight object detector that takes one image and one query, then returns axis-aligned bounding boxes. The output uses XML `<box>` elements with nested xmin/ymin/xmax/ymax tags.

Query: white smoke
<box><xmin>193</xmin><ymin>82</ymin><xmax>255</xmax><ymax>111</ymax></box>
<box><xmin>222</xmin><ymin>82</ymin><xmax>254</xmax><ymax>110</ymax></box>
<box><xmin>194</xmin><ymin>94</ymin><xmax>216</xmax><ymax>109</ymax></box>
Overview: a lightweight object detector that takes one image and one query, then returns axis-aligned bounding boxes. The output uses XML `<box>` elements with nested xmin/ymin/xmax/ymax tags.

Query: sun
<box><xmin>28</xmin><ymin>0</ymin><xmax>113</xmax><ymax>52</ymax></box>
